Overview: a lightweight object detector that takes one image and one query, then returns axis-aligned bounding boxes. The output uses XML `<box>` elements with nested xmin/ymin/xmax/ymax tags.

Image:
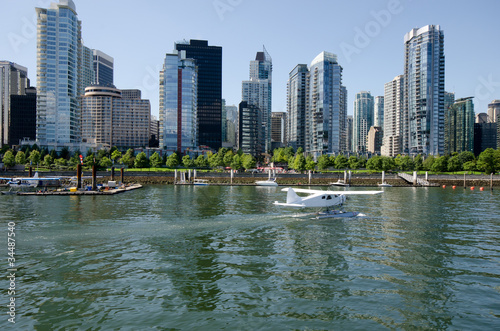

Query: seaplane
<box><xmin>0</xmin><ymin>172</ymin><xmax>61</xmax><ymax>193</ymax></box>
<box><xmin>274</xmin><ymin>187</ymin><xmax>383</xmax><ymax>218</ymax></box>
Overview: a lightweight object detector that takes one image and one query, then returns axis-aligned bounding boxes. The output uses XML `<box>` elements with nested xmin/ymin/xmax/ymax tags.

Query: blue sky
<box><xmin>2</xmin><ymin>0</ymin><xmax>500</xmax><ymax>118</ymax></box>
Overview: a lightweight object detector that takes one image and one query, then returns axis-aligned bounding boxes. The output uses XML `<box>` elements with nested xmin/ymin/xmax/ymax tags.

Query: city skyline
<box><xmin>2</xmin><ymin>0</ymin><xmax>500</xmax><ymax>120</ymax></box>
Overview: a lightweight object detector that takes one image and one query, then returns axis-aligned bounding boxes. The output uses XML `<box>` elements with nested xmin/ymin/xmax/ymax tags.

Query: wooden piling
<box><xmin>77</xmin><ymin>164</ymin><xmax>82</xmax><ymax>189</ymax></box>
<box><xmin>92</xmin><ymin>165</ymin><xmax>97</xmax><ymax>191</ymax></box>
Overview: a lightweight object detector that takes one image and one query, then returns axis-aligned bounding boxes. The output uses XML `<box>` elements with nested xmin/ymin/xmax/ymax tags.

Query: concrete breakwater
<box><xmin>1</xmin><ymin>170</ymin><xmax>498</xmax><ymax>187</ymax></box>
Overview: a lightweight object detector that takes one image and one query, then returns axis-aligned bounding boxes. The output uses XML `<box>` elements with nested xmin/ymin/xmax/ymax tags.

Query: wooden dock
<box><xmin>13</xmin><ymin>184</ymin><xmax>143</xmax><ymax>196</ymax></box>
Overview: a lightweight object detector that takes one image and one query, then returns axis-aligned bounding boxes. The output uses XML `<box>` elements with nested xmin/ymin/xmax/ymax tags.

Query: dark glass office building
<box><xmin>175</xmin><ymin>40</ymin><xmax>222</xmax><ymax>150</ymax></box>
<box><xmin>474</xmin><ymin>122</ymin><xmax>497</xmax><ymax>156</ymax></box>
<box><xmin>9</xmin><ymin>88</ymin><xmax>37</xmax><ymax>146</ymax></box>
<box><xmin>239</xmin><ymin>101</ymin><xmax>263</xmax><ymax>157</ymax></box>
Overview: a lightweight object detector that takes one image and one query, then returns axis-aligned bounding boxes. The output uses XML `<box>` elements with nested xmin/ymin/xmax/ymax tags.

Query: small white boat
<box><xmin>193</xmin><ymin>179</ymin><xmax>209</xmax><ymax>186</ymax></box>
<box><xmin>255</xmin><ymin>178</ymin><xmax>278</xmax><ymax>187</ymax></box>
<box><xmin>330</xmin><ymin>180</ymin><xmax>350</xmax><ymax>187</ymax></box>
<box><xmin>378</xmin><ymin>171</ymin><xmax>392</xmax><ymax>187</ymax></box>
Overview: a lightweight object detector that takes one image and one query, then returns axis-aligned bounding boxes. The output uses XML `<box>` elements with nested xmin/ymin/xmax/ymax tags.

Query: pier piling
<box><xmin>77</xmin><ymin>164</ymin><xmax>82</xmax><ymax>189</ymax></box>
<box><xmin>92</xmin><ymin>165</ymin><xmax>97</xmax><ymax>191</ymax></box>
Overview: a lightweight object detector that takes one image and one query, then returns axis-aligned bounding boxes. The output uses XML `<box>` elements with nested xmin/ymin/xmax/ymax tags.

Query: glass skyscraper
<box><xmin>404</xmin><ymin>25</ymin><xmax>445</xmax><ymax>156</ymax></box>
<box><xmin>353</xmin><ymin>91</ymin><xmax>374</xmax><ymax>154</ymax></box>
<box><xmin>159</xmin><ymin>50</ymin><xmax>198</xmax><ymax>153</ymax></box>
<box><xmin>307</xmin><ymin>51</ymin><xmax>345</xmax><ymax>157</ymax></box>
<box><xmin>287</xmin><ymin>64</ymin><xmax>308</xmax><ymax>151</ymax></box>
<box><xmin>93</xmin><ymin>50</ymin><xmax>114</xmax><ymax>86</ymax></box>
<box><xmin>36</xmin><ymin>0</ymin><xmax>83</xmax><ymax>150</ymax></box>
<box><xmin>238</xmin><ymin>101</ymin><xmax>263</xmax><ymax>156</ymax></box>
<box><xmin>242</xmin><ymin>47</ymin><xmax>272</xmax><ymax>153</ymax></box>
<box><xmin>445</xmin><ymin>97</ymin><xmax>474</xmax><ymax>154</ymax></box>
<box><xmin>374</xmin><ymin>96</ymin><xmax>384</xmax><ymax>128</ymax></box>
<box><xmin>0</xmin><ymin>61</ymin><xmax>30</xmax><ymax>146</ymax></box>
<box><xmin>175</xmin><ymin>40</ymin><xmax>222</xmax><ymax>150</ymax></box>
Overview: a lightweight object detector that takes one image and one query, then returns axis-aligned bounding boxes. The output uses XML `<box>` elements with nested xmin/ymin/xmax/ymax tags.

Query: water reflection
<box><xmin>1</xmin><ymin>186</ymin><xmax>499</xmax><ymax>330</ymax></box>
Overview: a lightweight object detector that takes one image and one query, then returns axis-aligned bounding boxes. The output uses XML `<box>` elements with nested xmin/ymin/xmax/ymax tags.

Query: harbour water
<box><xmin>1</xmin><ymin>185</ymin><xmax>499</xmax><ymax>330</ymax></box>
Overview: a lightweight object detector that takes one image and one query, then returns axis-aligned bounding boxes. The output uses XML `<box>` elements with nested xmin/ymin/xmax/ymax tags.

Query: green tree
<box><xmin>166</xmin><ymin>153</ymin><xmax>179</xmax><ymax>168</ymax></box>
<box><xmin>414</xmin><ymin>154</ymin><xmax>424</xmax><ymax>171</ymax></box>
<box><xmin>60</xmin><ymin>147</ymin><xmax>70</xmax><ymax>160</ymax></box>
<box><xmin>283</xmin><ymin>147</ymin><xmax>295</xmax><ymax>161</ymax></box>
<box><xmin>40</xmin><ymin>147</ymin><xmax>49</xmax><ymax>160</ymax></box>
<box><xmin>458</xmin><ymin>151</ymin><xmax>475</xmax><ymax>165</ymax></box>
<box><xmin>149</xmin><ymin>152</ymin><xmax>162</xmax><ymax>168</ymax></box>
<box><xmin>367</xmin><ymin>155</ymin><xmax>382</xmax><ymax>171</ymax></box>
<box><xmin>15</xmin><ymin>151</ymin><xmax>26</xmax><ymax>165</ymax></box>
<box><xmin>447</xmin><ymin>155</ymin><xmax>462</xmax><ymax>173</ymax></box>
<box><xmin>431</xmin><ymin>156</ymin><xmax>448</xmax><ymax>173</ymax></box>
<box><xmin>223</xmin><ymin>150</ymin><xmax>234</xmax><ymax>167</ymax></box>
<box><xmin>134</xmin><ymin>152</ymin><xmax>149</xmax><ymax>168</ymax></box>
<box><xmin>287</xmin><ymin>156</ymin><xmax>295</xmax><ymax>170</ymax></box>
<box><xmin>83</xmin><ymin>155</ymin><xmax>96</xmax><ymax>168</ymax></box>
<box><xmin>97</xmin><ymin>149</ymin><xmax>109</xmax><ymax>161</ymax></box>
<box><xmin>396</xmin><ymin>155</ymin><xmax>414</xmax><ymax>171</ymax></box>
<box><xmin>121</xmin><ymin>149</ymin><xmax>135</xmax><ymax>168</ymax></box>
<box><xmin>28</xmin><ymin>150</ymin><xmax>41</xmax><ymax>166</ymax></box>
<box><xmin>111</xmin><ymin>150</ymin><xmax>122</xmax><ymax>164</ymax></box>
<box><xmin>54</xmin><ymin>158</ymin><xmax>68</xmax><ymax>168</ymax></box>
<box><xmin>242</xmin><ymin>154</ymin><xmax>256</xmax><ymax>170</ymax></box>
<box><xmin>2</xmin><ymin>151</ymin><xmax>16</xmax><ymax>167</ymax></box>
<box><xmin>381</xmin><ymin>156</ymin><xmax>396</xmax><ymax>171</ymax></box>
<box><xmin>293</xmin><ymin>154</ymin><xmax>306</xmax><ymax>172</ymax></box>
<box><xmin>477</xmin><ymin>148</ymin><xmax>500</xmax><ymax>174</ymax></box>
<box><xmin>99</xmin><ymin>157</ymin><xmax>113</xmax><ymax>169</ymax></box>
<box><xmin>423</xmin><ymin>155</ymin><xmax>435</xmax><ymax>171</ymax></box>
<box><xmin>50</xmin><ymin>149</ymin><xmax>58</xmax><ymax>160</ymax></box>
<box><xmin>334</xmin><ymin>154</ymin><xmax>349</xmax><ymax>169</ymax></box>
<box><xmin>348</xmin><ymin>155</ymin><xmax>360</xmax><ymax>170</ymax></box>
<box><xmin>463</xmin><ymin>160</ymin><xmax>477</xmax><ymax>173</ymax></box>
<box><xmin>209</xmin><ymin>152</ymin><xmax>224</xmax><ymax>169</ymax></box>
<box><xmin>230</xmin><ymin>154</ymin><xmax>242</xmax><ymax>170</ymax></box>
<box><xmin>182</xmin><ymin>155</ymin><xmax>194</xmax><ymax>168</ymax></box>
<box><xmin>195</xmin><ymin>155</ymin><xmax>208</xmax><ymax>168</ymax></box>
<box><xmin>305</xmin><ymin>156</ymin><xmax>316</xmax><ymax>171</ymax></box>
<box><xmin>68</xmin><ymin>154</ymin><xmax>80</xmax><ymax>169</ymax></box>
<box><xmin>317</xmin><ymin>155</ymin><xmax>331</xmax><ymax>171</ymax></box>
<box><xmin>43</xmin><ymin>154</ymin><xmax>54</xmax><ymax>168</ymax></box>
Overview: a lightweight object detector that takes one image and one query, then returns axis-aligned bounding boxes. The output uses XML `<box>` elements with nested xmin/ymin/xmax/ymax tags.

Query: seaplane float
<box><xmin>274</xmin><ymin>187</ymin><xmax>383</xmax><ymax>219</ymax></box>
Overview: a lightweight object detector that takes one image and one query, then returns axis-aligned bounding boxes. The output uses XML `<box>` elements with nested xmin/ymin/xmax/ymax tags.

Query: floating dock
<box><xmin>12</xmin><ymin>184</ymin><xmax>143</xmax><ymax>196</ymax></box>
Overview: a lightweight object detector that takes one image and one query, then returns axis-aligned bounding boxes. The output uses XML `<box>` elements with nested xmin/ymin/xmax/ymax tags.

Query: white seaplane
<box><xmin>0</xmin><ymin>172</ymin><xmax>61</xmax><ymax>194</ymax></box>
<box><xmin>274</xmin><ymin>187</ymin><xmax>383</xmax><ymax>218</ymax></box>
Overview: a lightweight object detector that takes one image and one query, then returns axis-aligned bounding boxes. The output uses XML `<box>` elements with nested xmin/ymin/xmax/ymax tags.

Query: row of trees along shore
<box><xmin>1</xmin><ymin>145</ymin><xmax>500</xmax><ymax>174</ymax></box>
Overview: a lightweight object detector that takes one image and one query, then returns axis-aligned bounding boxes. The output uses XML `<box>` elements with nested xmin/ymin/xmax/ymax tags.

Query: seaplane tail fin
<box><xmin>33</xmin><ymin>172</ymin><xmax>39</xmax><ymax>178</ymax></box>
<box><xmin>286</xmin><ymin>188</ymin><xmax>302</xmax><ymax>205</ymax></box>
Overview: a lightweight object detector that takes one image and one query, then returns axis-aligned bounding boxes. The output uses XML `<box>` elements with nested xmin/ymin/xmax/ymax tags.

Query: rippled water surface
<box><xmin>1</xmin><ymin>185</ymin><xmax>499</xmax><ymax>330</ymax></box>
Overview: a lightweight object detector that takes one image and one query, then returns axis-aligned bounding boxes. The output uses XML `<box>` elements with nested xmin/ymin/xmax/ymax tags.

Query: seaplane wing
<box><xmin>283</xmin><ymin>188</ymin><xmax>383</xmax><ymax>195</ymax></box>
<box><xmin>1</xmin><ymin>173</ymin><xmax>60</xmax><ymax>181</ymax></box>
<box><xmin>274</xmin><ymin>187</ymin><xmax>382</xmax><ymax>209</ymax></box>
